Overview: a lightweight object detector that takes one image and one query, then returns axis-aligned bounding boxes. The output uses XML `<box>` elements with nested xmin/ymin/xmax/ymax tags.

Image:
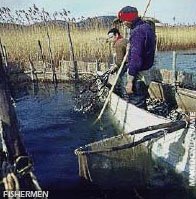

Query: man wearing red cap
<box><xmin>117</xmin><ymin>6</ymin><xmax>156</xmax><ymax>109</ymax></box>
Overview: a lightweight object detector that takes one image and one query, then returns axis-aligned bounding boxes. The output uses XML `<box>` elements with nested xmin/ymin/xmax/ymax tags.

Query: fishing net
<box><xmin>74</xmin><ymin>71</ymin><xmax>110</xmax><ymax>114</ymax></box>
<box><xmin>74</xmin><ymin>120</ymin><xmax>186</xmax><ymax>188</ymax></box>
<box><xmin>147</xmin><ymin>98</ymin><xmax>186</xmax><ymax>121</ymax></box>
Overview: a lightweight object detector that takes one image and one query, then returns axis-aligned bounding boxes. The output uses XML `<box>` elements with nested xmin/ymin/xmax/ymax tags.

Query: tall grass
<box><xmin>1</xmin><ymin>6</ymin><xmax>196</xmax><ymax>66</ymax></box>
<box><xmin>0</xmin><ymin>24</ymin><xmax>111</xmax><ymax>64</ymax></box>
<box><xmin>157</xmin><ymin>26</ymin><xmax>196</xmax><ymax>51</ymax></box>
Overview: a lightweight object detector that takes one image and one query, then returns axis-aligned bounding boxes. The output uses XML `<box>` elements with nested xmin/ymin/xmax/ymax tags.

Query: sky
<box><xmin>1</xmin><ymin>0</ymin><xmax>196</xmax><ymax>24</ymax></box>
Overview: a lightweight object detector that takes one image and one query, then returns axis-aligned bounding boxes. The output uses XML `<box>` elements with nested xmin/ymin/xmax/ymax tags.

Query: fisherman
<box><xmin>107</xmin><ymin>28</ymin><xmax>128</xmax><ymax>98</ymax></box>
<box><xmin>117</xmin><ymin>6</ymin><xmax>156</xmax><ymax>109</ymax></box>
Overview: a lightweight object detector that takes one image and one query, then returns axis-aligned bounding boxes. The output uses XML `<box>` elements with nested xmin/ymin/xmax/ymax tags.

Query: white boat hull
<box><xmin>109</xmin><ymin>92</ymin><xmax>195</xmax><ymax>180</ymax></box>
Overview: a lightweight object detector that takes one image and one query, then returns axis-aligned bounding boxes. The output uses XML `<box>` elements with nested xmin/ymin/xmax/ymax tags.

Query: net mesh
<box><xmin>75</xmin><ymin>136</ymin><xmax>152</xmax><ymax>188</ymax></box>
<box><xmin>74</xmin><ymin>120</ymin><xmax>186</xmax><ymax>188</ymax></box>
<box><xmin>74</xmin><ymin>71</ymin><xmax>110</xmax><ymax>114</ymax></box>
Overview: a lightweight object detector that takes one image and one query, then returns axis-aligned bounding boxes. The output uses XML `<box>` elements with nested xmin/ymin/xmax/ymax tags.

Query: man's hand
<box><xmin>126</xmin><ymin>81</ymin><xmax>133</xmax><ymax>94</ymax></box>
<box><xmin>126</xmin><ymin>75</ymin><xmax>134</xmax><ymax>94</ymax></box>
<box><xmin>109</xmin><ymin>64</ymin><xmax>118</xmax><ymax>74</ymax></box>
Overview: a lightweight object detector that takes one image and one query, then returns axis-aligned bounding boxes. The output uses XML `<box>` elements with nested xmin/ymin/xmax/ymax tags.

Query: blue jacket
<box><xmin>127</xmin><ymin>18</ymin><xmax>156</xmax><ymax>76</ymax></box>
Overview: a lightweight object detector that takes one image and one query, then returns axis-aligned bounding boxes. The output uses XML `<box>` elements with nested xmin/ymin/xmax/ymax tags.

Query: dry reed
<box><xmin>1</xmin><ymin>6</ymin><xmax>196</xmax><ymax>67</ymax></box>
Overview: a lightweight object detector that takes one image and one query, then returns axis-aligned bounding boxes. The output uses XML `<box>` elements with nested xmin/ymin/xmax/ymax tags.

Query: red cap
<box><xmin>117</xmin><ymin>6</ymin><xmax>138</xmax><ymax>22</ymax></box>
<box><xmin>118</xmin><ymin>12</ymin><xmax>138</xmax><ymax>22</ymax></box>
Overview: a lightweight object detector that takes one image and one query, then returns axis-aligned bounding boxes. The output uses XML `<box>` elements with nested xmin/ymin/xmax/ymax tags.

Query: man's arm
<box><xmin>126</xmin><ymin>30</ymin><xmax>145</xmax><ymax>94</ymax></box>
<box><xmin>127</xmin><ymin>30</ymin><xmax>144</xmax><ymax>76</ymax></box>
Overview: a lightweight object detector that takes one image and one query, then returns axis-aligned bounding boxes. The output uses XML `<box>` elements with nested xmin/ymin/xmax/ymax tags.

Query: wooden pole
<box><xmin>0</xmin><ymin>52</ymin><xmax>42</xmax><ymax>191</ymax></box>
<box><xmin>95</xmin><ymin>59</ymin><xmax>100</xmax><ymax>72</ymax></box>
<box><xmin>0</xmin><ymin>52</ymin><xmax>27</xmax><ymax>162</ymax></box>
<box><xmin>0</xmin><ymin>38</ymin><xmax>4</xmax><ymax>55</ymax></box>
<box><xmin>0</xmin><ymin>39</ymin><xmax>8</xmax><ymax>72</ymax></box>
<box><xmin>38</xmin><ymin>40</ymin><xmax>47</xmax><ymax>80</ymax></box>
<box><xmin>28</xmin><ymin>55</ymin><xmax>36</xmax><ymax>82</ymax></box>
<box><xmin>43</xmin><ymin>11</ymin><xmax>57</xmax><ymax>84</ymax></box>
<box><xmin>66</xmin><ymin>21</ymin><xmax>79</xmax><ymax>80</ymax></box>
<box><xmin>46</xmin><ymin>30</ymin><xmax>57</xmax><ymax>84</ymax></box>
<box><xmin>2</xmin><ymin>45</ymin><xmax>8</xmax><ymax>69</ymax></box>
<box><xmin>78</xmin><ymin>120</ymin><xmax>186</xmax><ymax>155</ymax></box>
<box><xmin>94</xmin><ymin>46</ymin><xmax>129</xmax><ymax>124</ymax></box>
<box><xmin>143</xmin><ymin>0</ymin><xmax>152</xmax><ymax>18</ymax></box>
<box><xmin>172</xmin><ymin>51</ymin><xmax>177</xmax><ymax>85</ymax></box>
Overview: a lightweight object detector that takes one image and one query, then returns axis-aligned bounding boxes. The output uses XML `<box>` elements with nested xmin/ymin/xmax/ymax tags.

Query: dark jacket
<box><xmin>127</xmin><ymin>18</ymin><xmax>156</xmax><ymax>76</ymax></box>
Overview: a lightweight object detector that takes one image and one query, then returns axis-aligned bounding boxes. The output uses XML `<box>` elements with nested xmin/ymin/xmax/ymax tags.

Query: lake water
<box><xmin>13</xmin><ymin>83</ymin><xmax>196</xmax><ymax>199</ymax></box>
<box><xmin>155</xmin><ymin>50</ymin><xmax>196</xmax><ymax>74</ymax></box>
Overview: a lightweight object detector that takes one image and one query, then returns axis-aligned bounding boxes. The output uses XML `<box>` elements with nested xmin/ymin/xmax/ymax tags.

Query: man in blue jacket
<box><xmin>117</xmin><ymin>6</ymin><xmax>156</xmax><ymax>109</ymax></box>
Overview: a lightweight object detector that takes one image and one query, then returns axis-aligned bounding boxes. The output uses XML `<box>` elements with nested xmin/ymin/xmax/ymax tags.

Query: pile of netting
<box><xmin>147</xmin><ymin>98</ymin><xmax>186</xmax><ymax>121</ymax></box>
<box><xmin>74</xmin><ymin>70</ymin><xmax>187</xmax><ymax>120</ymax></box>
<box><xmin>74</xmin><ymin>71</ymin><xmax>110</xmax><ymax>114</ymax></box>
<box><xmin>74</xmin><ymin>120</ymin><xmax>186</xmax><ymax>187</ymax></box>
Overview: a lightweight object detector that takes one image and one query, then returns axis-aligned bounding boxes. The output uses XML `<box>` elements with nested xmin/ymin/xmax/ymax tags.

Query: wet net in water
<box><xmin>74</xmin><ymin>120</ymin><xmax>186</xmax><ymax>188</ymax></box>
<box><xmin>74</xmin><ymin>71</ymin><xmax>110</xmax><ymax>114</ymax></box>
<box><xmin>75</xmin><ymin>133</ymin><xmax>153</xmax><ymax>188</ymax></box>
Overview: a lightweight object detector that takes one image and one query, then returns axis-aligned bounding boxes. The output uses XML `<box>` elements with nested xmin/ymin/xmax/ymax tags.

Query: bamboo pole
<box><xmin>95</xmin><ymin>59</ymin><xmax>100</xmax><ymax>72</ymax></box>
<box><xmin>127</xmin><ymin>120</ymin><xmax>186</xmax><ymax>135</ymax></box>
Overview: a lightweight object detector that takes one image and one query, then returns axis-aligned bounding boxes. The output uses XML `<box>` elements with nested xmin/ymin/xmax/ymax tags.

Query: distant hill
<box><xmin>0</xmin><ymin>16</ymin><xmax>162</xmax><ymax>29</ymax></box>
<box><xmin>143</xmin><ymin>17</ymin><xmax>161</xmax><ymax>24</ymax></box>
<box><xmin>75</xmin><ymin>16</ymin><xmax>116</xmax><ymax>28</ymax></box>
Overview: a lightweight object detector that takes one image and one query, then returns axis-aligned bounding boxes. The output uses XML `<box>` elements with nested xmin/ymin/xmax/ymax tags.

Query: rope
<box><xmin>1</xmin><ymin>158</ymin><xmax>42</xmax><ymax>197</ymax></box>
<box><xmin>15</xmin><ymin>156</ymin><xmax>33</xmax><ymax>176</ymax></box>
<box><xmin>2</xmin><ymin>162</ymin><xmax>9</xmax><ymax>192</ymax></box>
<box><xmin>78</xmin><ymin>154</ymin><xmax>92</xmax><ymax>181</ymax></box>
<box><xmin>2</xmin><ymin>161</ymin><xmax>20</xmax><ymax>199</ymax></box>
<box><xmin>29</xmin><ymin>172</ymin><xmax>42</xmax><ymax>191</ymax></box>
<box><xmin>0</xmin><ymin>120</ymin><xmax>8</xmax><ymax>155</ymax></box>
<box><xmin>75</xmin><ymin>148</ymin><xmax>93</xmax><ymax>181</ymax></box>
<box><xmin>0</xmin><ymin>121</ymin><xmax>42</xmax><ymax>193</ymax></box>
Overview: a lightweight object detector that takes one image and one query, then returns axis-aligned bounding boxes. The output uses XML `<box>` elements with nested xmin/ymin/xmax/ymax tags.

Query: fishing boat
<box><xmin>74</xmin><ymin>100</ymin><xmax>192</xmax><ymax>188</ymax></box>
<box><xmin>106</xmin><ymin>75</ymin><xmax>196</xmax><ymax>181</ymax></box>
<box><xmin>74</xmin><ymin>74</ymin><xmax>196</xmax><ymax>187</ymax></box>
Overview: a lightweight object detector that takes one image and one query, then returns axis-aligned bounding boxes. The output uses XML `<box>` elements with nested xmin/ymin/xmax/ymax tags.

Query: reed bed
<box><xmin>156</xmin><ymin>26</ymin><xmax>196</xmax><ymax>51</ymax></box>
<box><xmin>0</xmin><ymin>5</ymin><xmax>196</xmax><ymax>66</ymax></box>
<box><xmin>1</xmin><ymin>24</ymin><xmax>196</xmax><ymax>64</ymax></box>
<box><xmin>0</xmin><ymin>24</ymin><xmax>111</xmax><ymax>64</ymax></box>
